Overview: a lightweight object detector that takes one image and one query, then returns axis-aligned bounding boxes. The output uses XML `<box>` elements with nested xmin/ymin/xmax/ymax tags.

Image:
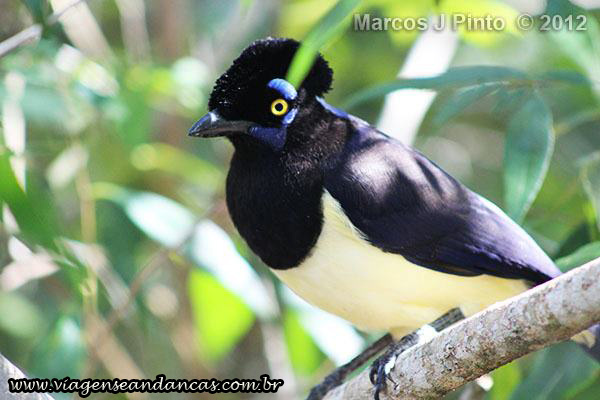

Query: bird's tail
<box><xmin>572</xmin><ymin>324</ymin><xmax>600</xmax><ymax>362</ymax></box>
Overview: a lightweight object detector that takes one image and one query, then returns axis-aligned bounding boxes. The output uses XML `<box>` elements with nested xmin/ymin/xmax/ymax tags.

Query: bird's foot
<box><xmin>369</xmin><ymin>308</ymin><xmax>465</xmax><ymax>399</ymax></box>
<box><xmin>369</xmin><ymin>332</ymin><xmax>419</xmax><ymax>400</ymax></box>
<box><xmin>306</xmin><ymin>334</ymin><xmax>393</xmax><ymax>400</ymax></box>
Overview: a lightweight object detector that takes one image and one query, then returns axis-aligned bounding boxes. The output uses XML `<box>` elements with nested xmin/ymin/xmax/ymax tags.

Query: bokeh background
<box><xmin>1</xmin><ymin>0</ymin><xmax>600</xmax><ymax>399</ymax></box>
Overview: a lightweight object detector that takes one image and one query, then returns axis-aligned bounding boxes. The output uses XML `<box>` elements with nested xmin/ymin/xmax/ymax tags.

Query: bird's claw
<box><xmin>369</xmin><ymin>347</ymin><xmax>399</xmax><ymax>400</ymax></box>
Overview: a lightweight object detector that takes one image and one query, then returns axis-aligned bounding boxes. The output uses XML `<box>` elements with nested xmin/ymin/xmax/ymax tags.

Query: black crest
<box><xmin>208</xmin><ymin>38</ymin><xmax>333</xmax><ymax>113</ymax></box>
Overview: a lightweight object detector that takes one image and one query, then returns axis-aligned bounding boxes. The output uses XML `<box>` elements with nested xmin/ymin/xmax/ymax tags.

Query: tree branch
<box><xmin>323</xmin><ymin>257</ymin><xmax>600</xmax><ymax>400</ymax></box>
<box><xmin>0</xmin><ymin>353</ymin><xmax>55</xmax><ymax>400</ymax></box>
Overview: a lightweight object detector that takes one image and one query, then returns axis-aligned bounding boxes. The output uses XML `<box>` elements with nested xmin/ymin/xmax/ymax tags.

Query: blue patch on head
<box><xmin>268</xmin><ymin>78</ymin><xmax>297</xmax><ymax>101</ymax></box>
<box><xmin>316</xmin><ymin>97</ymin><xmax>348</xmax><ymax>118</ymax></box>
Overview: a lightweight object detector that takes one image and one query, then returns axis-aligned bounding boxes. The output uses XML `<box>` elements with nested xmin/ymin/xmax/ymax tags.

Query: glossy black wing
<box><xmin>323</xmin><ymin>118</ymin><xmax>561</xmax><ymax>284</ymax></box>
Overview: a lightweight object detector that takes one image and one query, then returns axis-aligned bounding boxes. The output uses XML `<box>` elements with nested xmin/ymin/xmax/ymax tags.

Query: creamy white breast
<box><xmin>272</xmin><ymin>191</ymin><xmax>528</xmax><ymax>335</ymax></box>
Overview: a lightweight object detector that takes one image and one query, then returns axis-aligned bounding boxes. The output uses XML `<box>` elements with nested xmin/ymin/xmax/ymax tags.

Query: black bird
<box><xmin>189</xmin><ymin>38</ymin><xmax>600</xmax><ymax>398</ymax></box>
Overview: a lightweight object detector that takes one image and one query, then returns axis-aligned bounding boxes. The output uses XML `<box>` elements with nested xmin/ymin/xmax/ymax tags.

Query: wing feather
<box><xmin>324</xmin><ymin>119</ymin><xmax>560</xmax><ymax>284</ymax></box>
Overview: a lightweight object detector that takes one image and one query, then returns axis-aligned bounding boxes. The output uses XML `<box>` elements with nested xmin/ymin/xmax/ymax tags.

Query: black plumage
<box><xmin>323</xmin><ymin>118</ymin><xmax>560</xmax><ymax>283</ymax></box>
<box><xmin>209</xmin><ymin>38</ymin><xmax>332</xmax><ymax>125</ymax></box>
<box><xmin>188</xmin><ymin>38</ymin><xmax>600</xmax><ymax>383</ymax></box>
<box><xmin>200</xmin><ymin>37</ymin><xmax>560</xmax><ymax>283</ymax></box>
<box><xmin>226</xmin><ymin>97</ymin><xmax>344</xmax><ymax>268</ymax></box>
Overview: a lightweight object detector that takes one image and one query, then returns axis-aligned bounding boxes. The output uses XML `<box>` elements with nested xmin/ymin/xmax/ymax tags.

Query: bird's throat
<box><xmin>226</xmin><ymin>148</ymin><xmax>325</xmax><ymax>269</ymax></box>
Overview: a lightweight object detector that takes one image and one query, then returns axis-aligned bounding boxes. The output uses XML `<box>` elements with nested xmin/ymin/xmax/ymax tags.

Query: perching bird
<box><xmin>189</xmin><ymin>38</ymin><xmax>600</xmax><ymax>398</ymax></box>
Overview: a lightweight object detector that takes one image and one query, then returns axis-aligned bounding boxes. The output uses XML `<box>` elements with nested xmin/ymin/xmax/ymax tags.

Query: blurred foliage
<box><xmin>1</xmin><ymin>0</ymin><xmax>600</xmax><ymax>399</ymax></box>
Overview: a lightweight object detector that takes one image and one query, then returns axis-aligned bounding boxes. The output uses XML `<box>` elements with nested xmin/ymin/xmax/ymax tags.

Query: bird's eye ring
<box><xmin>270</xmin><ymin>99</ymin><xmax>288</xmax><ymax>116</ymax></box>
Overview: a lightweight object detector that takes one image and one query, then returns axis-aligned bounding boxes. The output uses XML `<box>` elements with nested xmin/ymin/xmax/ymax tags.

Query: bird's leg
<box><xmin>370</xmin><ymin>308</ymin><xmax>465</xmax><ymax>400</ymax></box>
<box><xmin>428</xmin><ymin>307</ymin><xmax>466</xmax><ymax>332</ymax></box>
<box><xmin>306</xmin><ymin>333</ymin><xmax>393</xmax><ymax>400</ymax></box>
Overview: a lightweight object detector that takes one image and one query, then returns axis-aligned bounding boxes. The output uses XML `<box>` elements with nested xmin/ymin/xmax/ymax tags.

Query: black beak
<box><xmin>188</xmin><ymin>111</ymin><xmax>253</xmax><ymax>137</ymax></box>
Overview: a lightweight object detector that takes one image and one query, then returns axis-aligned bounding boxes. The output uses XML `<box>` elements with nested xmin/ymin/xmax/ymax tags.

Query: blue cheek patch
<box><xmin>282</xmin><ymin>107</ymin><xmax>298</xmax><ymax>125</ymax></box>
<box><xmin>248</xmin><ymin>106</ymin><xmax>296</xmax><ymax>151</ymax></box>
<box><xmin>251</xmin><ymin>79</ymin><xmax>299</xmax><ymax>151</ymax></box>
<box><xmin>249</xmin><ymin>126</ymin><xmax>287</xmax><ymax>151</ymax></box>
<box><xmin>267</xmin><ymin>78</ymin><xmax>297</xmax><ymax>101</ymax></box>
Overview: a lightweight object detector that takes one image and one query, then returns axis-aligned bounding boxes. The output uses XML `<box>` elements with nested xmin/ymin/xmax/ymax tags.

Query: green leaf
<box><xmin>123</xmin><ymin>194</ymin><xmax>194</xmax><ymax>247</ymax></box>
<box><xmin>31</xmin><ymin>317</ymin><xmax>86</xmax><ymax>379</ymax></box>
<box><xmin>343</xmin><ymin>66</ymin><xmax>528</xmax><ymax>109</ymax></box>
<box><xmin>21</xmin><ymin>84</ymin><xmax>70</xmax><ymax>126</ymax></box>
<box><xmin>567</xmin><ymin>374</ymin><xmax>600</xmax><ymax>400</ymax></box>
<box><xmin>0</xmin><ymin>149</ymin><xmax>58</xmax><ymax>251</ymax></box>
<box><xmin>283</xmin><ymin>310</ymin><xmax>324</xmax><ymax>375</ymax></box>
<box><xmin>503</xmin><ymin>91</ymin><xmax>554</xmax><ymax>222</ymax></box>
<box><xmin>95</xmin><ymin>184</ymin><xmax>195</xmax><ymax>247</ymax></box>
<box><xmin>98</xmin><ymin>185</ymin><xmax>274</xmax><ymax>317</ymax></box>
<box><xmin>187</xmin><ymin>220</ymin><xmax>275</xmax><ymax>319</ymax></box>
<box><xmin>510</xmin><ymin>342</ymin><xmax>599</xmax><ymax>400</ymax></box>
<box><xmin>487</xmin><ymin>361</ymin><xmax>521</xmax><ymax>400</ymax></box>
<box><xmin>22</xmin><ymin>0</ymin><xmax>50</xmax><ymax>24</ymax></box>
<box><xmin>108</xmin><ymin>85</ymin><xmax>153</xmax><ymax>149</ymax></box>
<box><xmin>555</xmin><ymin>109</ymin><xmax>600</xmax><ymax>138</ymax></box>
<box><xmin>286</xmin><ymin>0</ymin><xmax>361</xmax><ymax>88</ymax></box>
<box><xmin>282</xmin><ymin>287</ymin><xmax>364</xmax><ymax>365</ymax></box>
<box><xmin>538</xmin><ymin>70</ymin><xmax>591</xmax><ymax>86</ymax></box>
<box><xmin>130</xmin><ymin>143</ymin><xmax>224</xmax><ymax>190</ymax></box>
<box><xmin>549</xmin><ymin>13</ymin><xmax>600</xmax><ymax>88</ymax></box>
<box><xmin>492</xmin><ymin>87</ymin><xmax>529</xmax><ymax>115</ymax></box>
<box><xmin>544</xmin><ymin>0</ymin><xmax>586</xmax><ymax>17</ymax></box>
<box><xmin>433</xmin><ymin>83</ymin><xmax>502</xmax><ymax>127</ymax></box>
<box><xmin>555</xmin><ymin>241</ymin><xmax>600</xmax><ymax>272</ymax></box>
<box><xmin>0</xmin><ymin>291</ymin><xmax>44</xmax><ymax>338</ymax></box>
<box><xmin>581</xmin><ymin>152</ymin><xmax>600</xmax><ymax>231</ymax></box>
<box><xmin>188</xmin><ymin>270</ymin><xmax>254</xmax><ymax>362</ymax></box>
<box><xmin>555</xmin><ymin>222</ymin><xmax>597</xmax><ymax>260</ymax></box>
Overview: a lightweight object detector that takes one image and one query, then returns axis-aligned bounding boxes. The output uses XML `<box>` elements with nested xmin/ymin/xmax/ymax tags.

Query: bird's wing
<box><xmin>323</xmin><ymin>119</ymin><xmax>560</xmax><ymax>284</ymax></box>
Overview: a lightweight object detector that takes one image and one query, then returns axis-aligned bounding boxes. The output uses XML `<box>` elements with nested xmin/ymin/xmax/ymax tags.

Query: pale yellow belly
<box><xmin>273</xmin><ymin>192</ymin><xmax>528</xmax><ymax>335</ymax></box>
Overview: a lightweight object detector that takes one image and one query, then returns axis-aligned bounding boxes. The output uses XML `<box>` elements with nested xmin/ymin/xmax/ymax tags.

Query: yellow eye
<box><xmin>270</xmin><ymin>99</ymin><xmax>288</xmax><ymax>116</ymax></box>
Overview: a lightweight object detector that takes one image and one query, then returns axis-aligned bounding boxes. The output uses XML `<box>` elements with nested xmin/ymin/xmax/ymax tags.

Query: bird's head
<box><xmin>188</xmin><ymin>38</ymin><xmax>335</xmax><ymax>152</ymax></box>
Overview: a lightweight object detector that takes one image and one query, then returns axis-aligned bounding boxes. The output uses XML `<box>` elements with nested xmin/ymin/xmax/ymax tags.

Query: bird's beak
<box><xmin>188</xmin><ymin>111</ymin><xmax>253</xmax><ymax>137</ymax></box>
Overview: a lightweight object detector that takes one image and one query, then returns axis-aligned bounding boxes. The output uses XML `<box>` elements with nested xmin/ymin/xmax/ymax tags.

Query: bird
<box><xmin>188</xmin><ymin>37</ymin><xmax>600</xmax><ymax>399</ymax></box>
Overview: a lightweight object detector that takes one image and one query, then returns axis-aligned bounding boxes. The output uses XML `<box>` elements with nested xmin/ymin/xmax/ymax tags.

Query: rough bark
<box><xmin>323</xmin><ymin>257</ymin><xmax>600</xmax><ymax>400</ymax></box>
